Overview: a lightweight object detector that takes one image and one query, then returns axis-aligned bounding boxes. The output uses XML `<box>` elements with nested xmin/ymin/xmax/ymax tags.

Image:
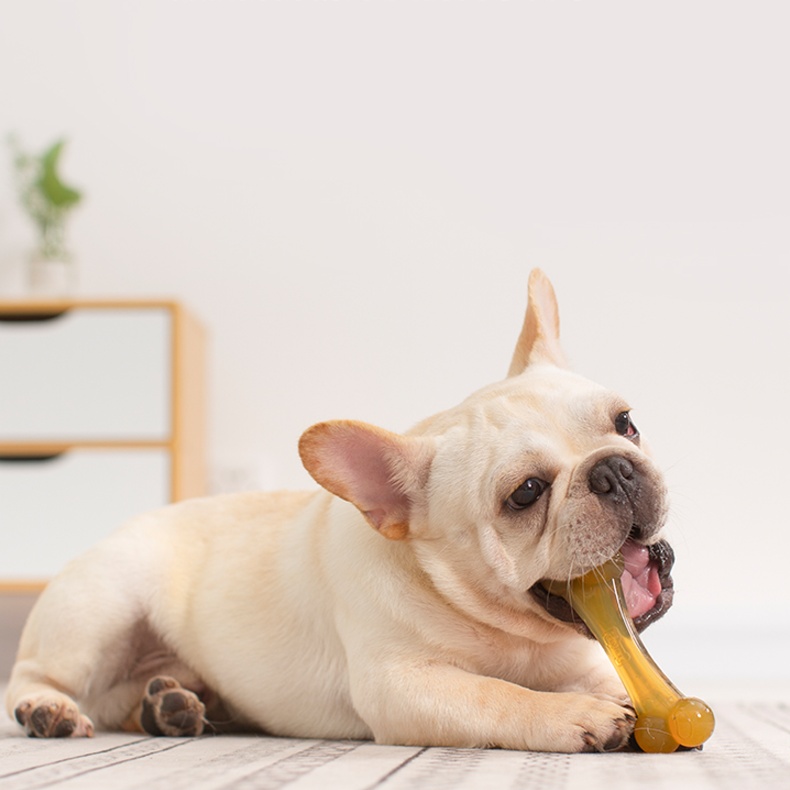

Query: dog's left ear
<box><xmin>508</xmin><ymin>268</ymin><xmax>567</xmax><ymax>376</ymax></box>
<box><xmin>299</xmin><ymin>420</ymin><xmax>433</xmax><ymax>540</ymax></box>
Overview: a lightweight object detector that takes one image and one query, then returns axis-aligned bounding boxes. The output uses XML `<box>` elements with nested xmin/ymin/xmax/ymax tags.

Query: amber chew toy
<box><xmin>544</xmin><ymin>555</ymin><xmax>715</xmax><ymax>753</ymax></box>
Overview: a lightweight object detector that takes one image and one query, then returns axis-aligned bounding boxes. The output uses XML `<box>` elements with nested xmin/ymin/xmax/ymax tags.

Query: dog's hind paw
<box><xmin>141</xmin><ymin>676</ymin><xmax>205</xmax><ymax>737</ymax></box>
<box><xmin>14</xmin><ymin>696</ymin><xmax>95</xmax><ymax>738</ymax></box>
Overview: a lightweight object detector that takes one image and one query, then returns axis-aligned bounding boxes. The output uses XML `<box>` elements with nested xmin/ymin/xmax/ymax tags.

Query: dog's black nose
<box><xmin>588</xmin><ymin>456</ymin><xmax>635</xmax><ymax>500</ymax></box>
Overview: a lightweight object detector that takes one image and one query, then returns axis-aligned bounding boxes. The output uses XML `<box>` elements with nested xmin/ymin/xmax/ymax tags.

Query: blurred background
<box><xmin>0</xmin><ymin>0</ymin><xmax>788</xmax><ymax>695</ymax></box>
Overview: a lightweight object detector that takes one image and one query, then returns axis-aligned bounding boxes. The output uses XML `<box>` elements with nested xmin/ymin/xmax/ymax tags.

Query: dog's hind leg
<box><xmin>5</xmin><ymin>579</ymin><xmax>136</xmax><ymax>736</ymax></box>
<box><xmin>7</xmin><ymin>590</ymin><xmax>110</xmax><ymax>738</ymax></box>
<box><xmin>4</xmin><ymin>542</ymin><xmax>184</xmax><ymax>737</ymax></box>
<box><xmin>10</xmin><ymin>684</ymin><xmax>95</xmax><ymax>738</ymax></box>
<box><xmin>121</xmin><ymin>676</ymin><xmax>253</xmax><ymax>737</ymax></box>
<box><xmin>120</xmin><ymin>676</ymin><xmax>206</xmax><ymax>737</ymax></box>
<box><xmin>6</xmin><ymin>597</ymin><xmax>207</xmax><ymax>737</ymax></box>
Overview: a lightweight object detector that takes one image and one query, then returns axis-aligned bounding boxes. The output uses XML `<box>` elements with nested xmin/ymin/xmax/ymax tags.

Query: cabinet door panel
<box><xmin>0</xmin><ymin>449</ymin><xmax>170</xmax><ymax>579</ymax></box>
<box><xmin>0</xmin><ymin>308</ymin><xmax>171</xmax><ymax>441</ymax></box>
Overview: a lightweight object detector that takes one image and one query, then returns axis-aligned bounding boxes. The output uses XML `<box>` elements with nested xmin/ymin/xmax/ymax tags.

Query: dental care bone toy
<box><xmin>545</xmin><ymin>555</ymin><xmax>715</xmax><ymax>753</ymax></box>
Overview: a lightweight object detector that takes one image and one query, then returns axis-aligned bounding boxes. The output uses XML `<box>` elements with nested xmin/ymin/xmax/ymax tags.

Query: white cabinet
<box><xmin>0</xmin><ymin>300</ymin><xmax>206</xmax><ymax>587</ymax></box>
<box><xmin>0</xmin><ymin>309</ymin><xmax>172</xmax><ymax>441</ymax></box>
<box><xmin>0</xmin><ymin>449</ymin><xmax>170</xmax><ymax>578</ymax></box>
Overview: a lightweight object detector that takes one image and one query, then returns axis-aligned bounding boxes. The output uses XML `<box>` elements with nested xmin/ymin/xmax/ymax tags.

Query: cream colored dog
<box><xmin>6</xmin><ymin>270</ymin><xmax>675</xmax><ymax>752</ymax></box>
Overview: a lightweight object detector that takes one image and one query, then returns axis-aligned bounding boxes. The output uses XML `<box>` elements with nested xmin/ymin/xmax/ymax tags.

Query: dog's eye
<box><xmin>615</xmin><ymin>411</ymin><xmax>639</xmax><ymax>440</ymax></box>
<box><xmin>506</xmin><ymin>478</ymin><xmax>549</xmax><ymax>511</ymax></box>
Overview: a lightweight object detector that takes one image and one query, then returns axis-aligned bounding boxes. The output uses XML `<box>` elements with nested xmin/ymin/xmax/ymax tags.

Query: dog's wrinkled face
<box><xmin>299</xmin><ymin>270</ymin><xmax>674</xmax><ymax>640</ymax></box>
<box><xmin>407</xmin><ymin>363</ymin><xmax>672</xmax><ymax>638</ymax></box>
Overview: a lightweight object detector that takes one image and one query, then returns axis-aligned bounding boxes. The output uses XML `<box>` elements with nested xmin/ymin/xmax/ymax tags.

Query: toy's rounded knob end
<box><xmin>633</xmin><ymin>716</ymin><xmax>679</xmax><ymax>753</ymax></box>
<box><xmin>668</xmin><ymin>697</ymin><xmax>715</xmax><ymax>748</ymax></box>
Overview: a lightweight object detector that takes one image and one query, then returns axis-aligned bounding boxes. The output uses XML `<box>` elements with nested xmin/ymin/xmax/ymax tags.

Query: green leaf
<box><xmin>36</xmin><ymin>139</ymin><xmax>82</xmax><ymax>209</ymax></box>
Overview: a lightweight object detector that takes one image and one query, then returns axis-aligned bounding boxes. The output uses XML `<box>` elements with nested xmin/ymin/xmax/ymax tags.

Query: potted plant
<box><xmin>9</xmin><ymin>135</ymin><xmax>83</xmax><ymax>293</ymax></box>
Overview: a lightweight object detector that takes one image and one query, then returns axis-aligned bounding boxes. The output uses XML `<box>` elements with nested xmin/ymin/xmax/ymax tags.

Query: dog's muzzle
<box><xmin>530</xmin><ymin>538</ymin><xmax>675</xmax><ymax>637</ymax></box>
<box><xmin>588</xmin><ymin>455</ymin><xmax>661</xmax><ymax>543</ymax></box>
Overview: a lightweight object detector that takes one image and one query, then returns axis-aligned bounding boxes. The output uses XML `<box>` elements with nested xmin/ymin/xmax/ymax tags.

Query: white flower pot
<box><xmin>29</xmin><ymin>258</ymin><xmax>76</xmax><ymax>295</ymax></box>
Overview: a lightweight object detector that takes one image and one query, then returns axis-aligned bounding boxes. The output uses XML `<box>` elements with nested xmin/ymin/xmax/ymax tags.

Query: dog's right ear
<box><xmin>507</xmin><ymin>268</ymin><xmax>566</xmax><ymax>376</ymax></box>
<box><xmin>298</xmin><ymin>420</ymin><xmax>433</xmax><ymax>540</ymax></box>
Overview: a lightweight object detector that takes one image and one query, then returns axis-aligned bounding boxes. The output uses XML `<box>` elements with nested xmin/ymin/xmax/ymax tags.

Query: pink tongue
<box><xmin>619</xmin><ymin>540</ymin><xmax>662</xmax><ymax>619</ymax></box>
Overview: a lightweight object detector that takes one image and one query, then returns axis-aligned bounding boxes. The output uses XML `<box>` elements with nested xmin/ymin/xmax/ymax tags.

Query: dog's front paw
<box><xmin>141</xmin><ymin>676</ymin><xmax>205</xmax><ymax>737</ymax></box>
<box><xmin>575</xmin><ymin>695</ymin><xmax>635</xmax><ymax>752</ymax></box>
<box><xmin>539</xmin><ymin>693</ymin><xmax>635</xmax><ymax>753</ymax></box>
<box><xmin>14</xmin><ymin>695</ymin><xmax>94</xmax><ymax>738</ymax></box>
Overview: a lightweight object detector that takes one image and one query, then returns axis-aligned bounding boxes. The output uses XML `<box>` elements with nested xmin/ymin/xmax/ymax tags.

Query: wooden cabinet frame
<box><xmin>0</xmin><ymin>299</ymin><xmax>207</xmax><ymax>592</ymax></box>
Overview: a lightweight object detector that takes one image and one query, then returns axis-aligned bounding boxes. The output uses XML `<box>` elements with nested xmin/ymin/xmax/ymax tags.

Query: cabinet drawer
<box><xmin>0</xmin><ymin>449</ymin><xmax>170</xmax><ymax>580</ymax></box>
<box><xmin>0</xmin><ymin>308</ymin><xmax>171</xmax><ymax>442</ymax></box>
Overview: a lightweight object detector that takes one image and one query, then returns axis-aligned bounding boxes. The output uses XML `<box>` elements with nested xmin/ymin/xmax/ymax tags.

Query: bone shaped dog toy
<box><xmin>544</xmin><ymin>555</ymin><xmax>715</xmax><ymax>753</ymax></box>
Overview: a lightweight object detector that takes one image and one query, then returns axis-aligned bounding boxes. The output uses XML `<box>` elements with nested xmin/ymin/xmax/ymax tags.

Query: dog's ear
<box><xmin>298</xmin><ymin>420</ymin><xmax>433</xmax><ymax>540</ymax></box>
<box><xmin>507</xmin><ymin>268</ymin><xmax>566</xmax><ymax>375</ymax></box>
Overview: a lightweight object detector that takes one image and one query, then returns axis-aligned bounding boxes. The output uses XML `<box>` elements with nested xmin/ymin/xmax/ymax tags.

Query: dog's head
<box><xmin>299</xmin><ymin>270</ymin><xmax>674</xmax><ymax>638</ymax></box>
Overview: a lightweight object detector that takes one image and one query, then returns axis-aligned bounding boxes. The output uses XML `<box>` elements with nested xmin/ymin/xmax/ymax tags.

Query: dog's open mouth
<box><xmin>531</xmin><ymin>539</ymin><xmax>675</xmax><ymax>636</ymax></box>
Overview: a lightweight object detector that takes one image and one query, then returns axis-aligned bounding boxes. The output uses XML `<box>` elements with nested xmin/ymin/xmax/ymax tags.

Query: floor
<box><xmin>2</xmin><ymin>597</ymin><xmax>789</xmax><ymax>788</ymax></box>
<box><xmin>2</xmin><ymin>690</ymin><xmax>789</xmax><ymax>789</ymax></box>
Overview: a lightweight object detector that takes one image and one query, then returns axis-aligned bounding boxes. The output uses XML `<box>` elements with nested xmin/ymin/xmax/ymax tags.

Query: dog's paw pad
<box><xmin>580</xmin><ymin>710</ymin><xmax>634</xmax><ymax>753</ymax></box>
<box><xmin>141</xmin><ymin>676</ymin><xmax>205</xmax><ymax>737</ymax></box>
<box><xmin>147</xmin><ymin>676</ymin><xmax>181</xmax><ymax>697</ymax></box>
<box><xmin>14</xmin><ymin>697</ymin><xmax>94</xmax><ymax>738</ymax></box>
<box><xmin>13</xmin><ymin>700</ymin><xmax>32</xmax><ymax>726</ymax></box>
<box><xmin>580</xmin><ymin>731</ymin><xmax>599</xmax><ymax>752</ymax></box>
<box><xmin>602</xmin><ymin>714</ymin><xmax>635</xmax><ymax>751</ymax></box>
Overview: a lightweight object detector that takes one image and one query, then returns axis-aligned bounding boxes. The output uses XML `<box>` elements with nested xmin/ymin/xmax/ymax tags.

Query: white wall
<box><xmin>1</xmin><ymin>1</ymin><xmax>788</xmax><ymax>686</ymax></box>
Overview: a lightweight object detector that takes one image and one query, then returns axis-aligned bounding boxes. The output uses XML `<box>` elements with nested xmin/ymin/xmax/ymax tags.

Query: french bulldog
<box><xmin>6</xmin><ymin>269</ymin><xmax>674</xmax><ymax>752</ymax></box>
